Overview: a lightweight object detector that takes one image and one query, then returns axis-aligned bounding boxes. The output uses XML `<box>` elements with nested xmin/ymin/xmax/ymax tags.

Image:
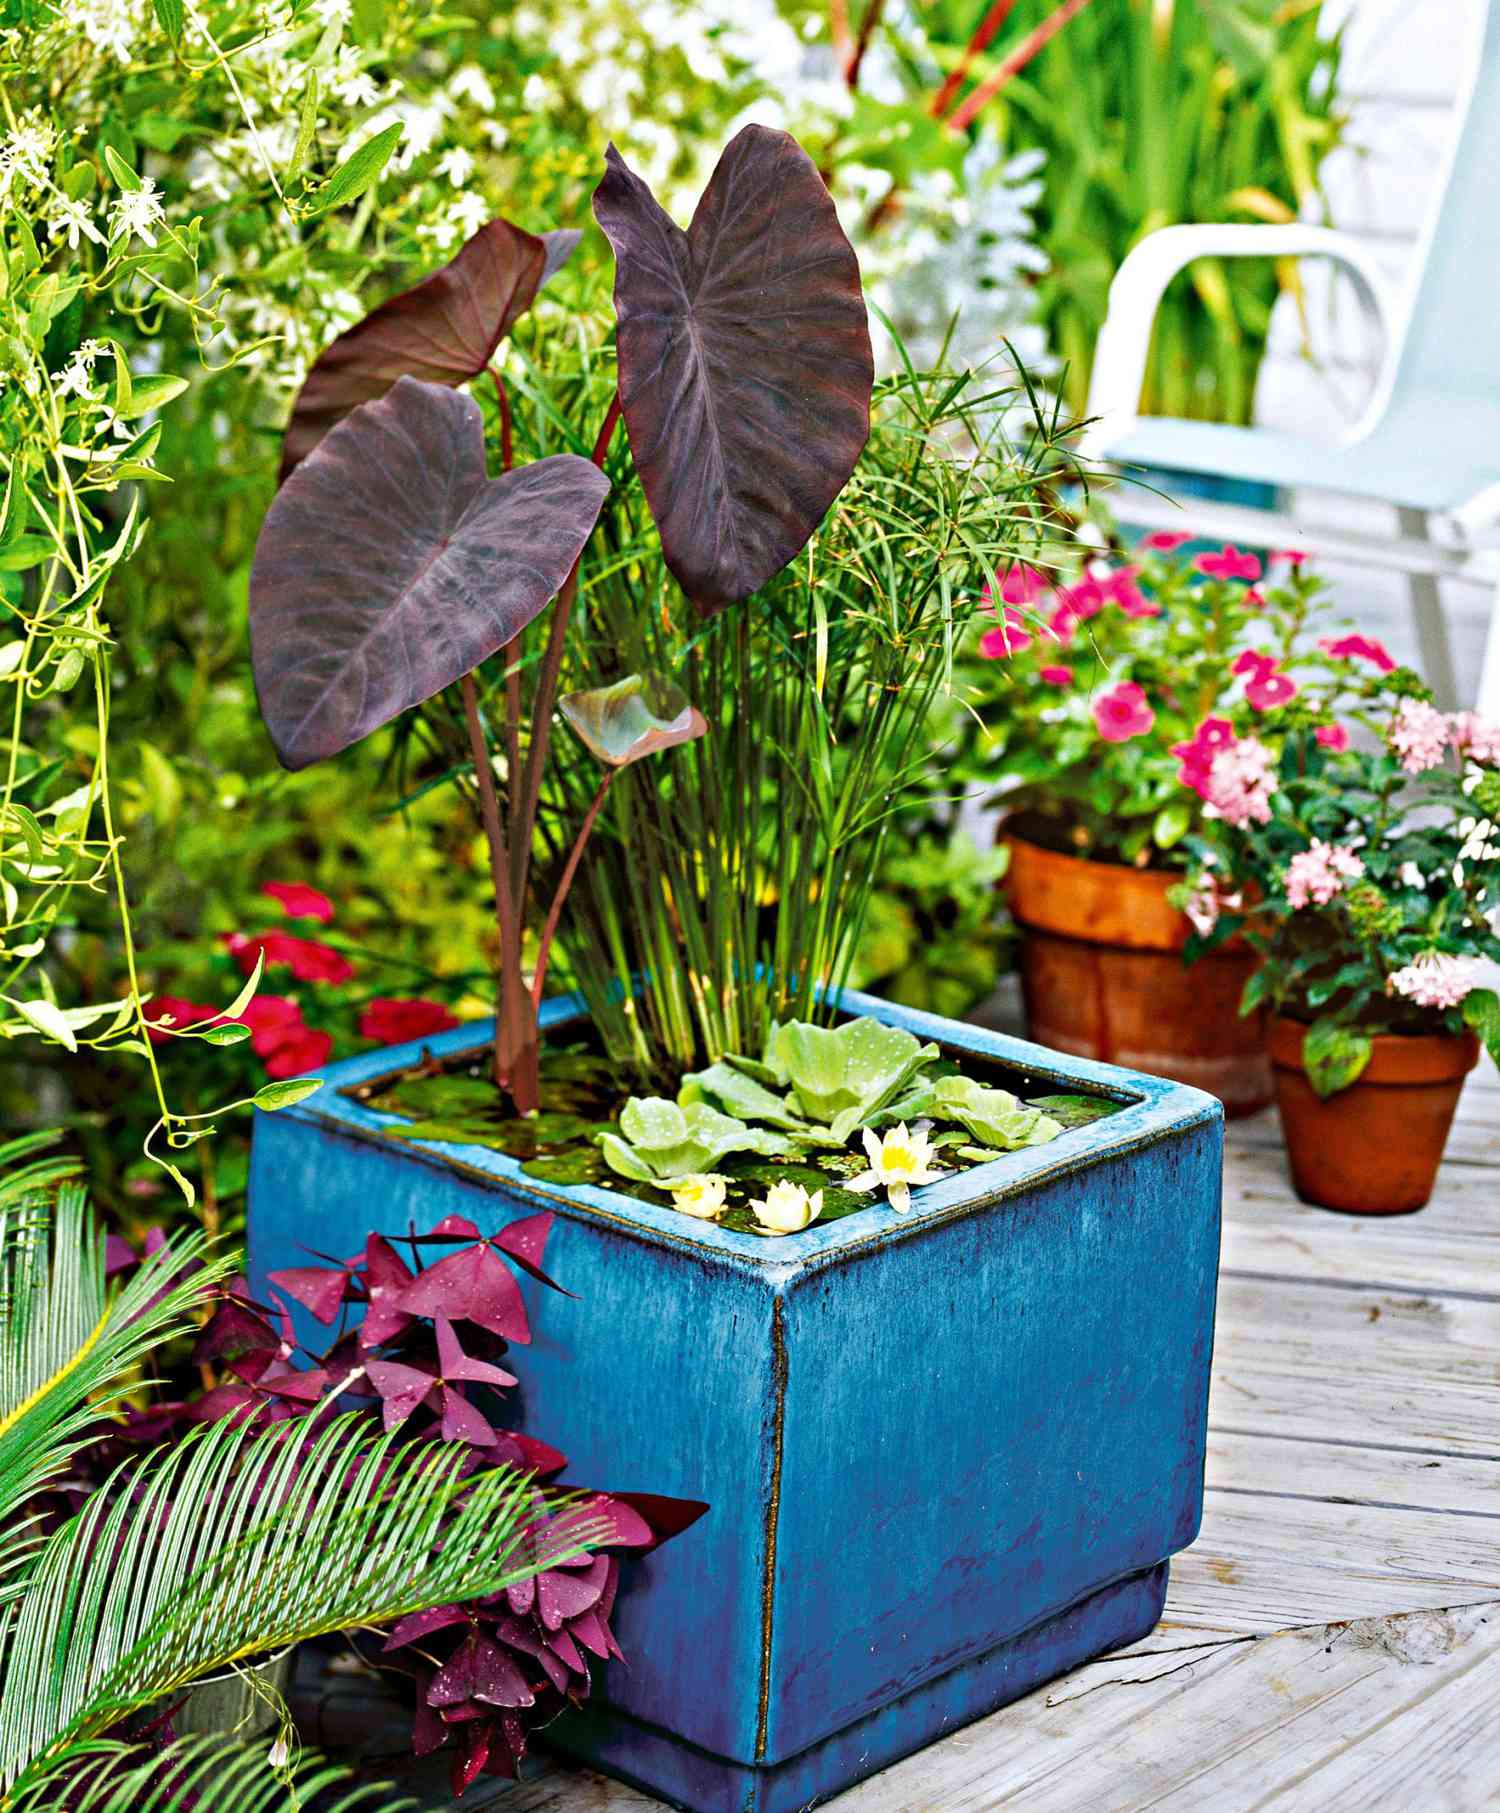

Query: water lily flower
<box><xmin>1091</xmin><ymin>681</ymin><xmax>1155</xmax><ymax>743</ymax></box>
<box><xmin>1196</xmin><ymin>544</ymin><xmax>1262</xmax><ymax>582</ymax></box>
<box><xmin>749</xmin><ymin>1178</ymin><xmax>823</xmax><ymax>1235</ymax></box>
<box><xmin>671</xmin><ymin>1174</ymin><xmax>730</xmax><ymax>1220</ymax></box>
<box><xmin>847</xmin><ymin>1123</ymin><xmax>946</xmax><ymax>1213</ymax></box>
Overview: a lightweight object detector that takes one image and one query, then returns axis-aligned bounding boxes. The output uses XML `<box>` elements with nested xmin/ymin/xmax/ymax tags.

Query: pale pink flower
<box><xmin>1387</xmin><ymin>952</ymin><xmax>1481</xmax><ymax>1011</ymax></box>
<box><xmin>1203</xmin><ymin>737</ymin><xmax>1275</xmax><ymax>827</ymax></box>
<box><xmin>1390</xmin><ymin>698</ymin><xmax>1450</xmax><ymax>774</ymax></box>
<box><xmin>1091</xmin><ymin>681</ymin><xmax>1155</xmax><ymax>743</ymax></box>
<box><xmin>1283</xmin><ymin>840</ymin><xmax>1365</xmax><ymax>910</ymax></box>
<box><xmin>1181</xmin><ymin>876</ymin><xmax>1241</xmax><ymax>936</ymax></box>
<box><xmin>1449</xmin><ymin>711</ymin><xmax>1500</xmax><ymax>766</ymax></box>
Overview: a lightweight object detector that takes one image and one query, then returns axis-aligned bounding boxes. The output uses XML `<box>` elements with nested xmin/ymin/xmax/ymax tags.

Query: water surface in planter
<box><xmin>345</xmin><ymin>1037</ymin><xmax>1123</xmax><ymax>1234</ymax></box>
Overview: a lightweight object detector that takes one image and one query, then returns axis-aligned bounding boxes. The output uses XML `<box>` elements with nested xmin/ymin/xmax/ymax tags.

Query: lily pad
<box><xmin>1028</xmin><ymin>1093</ymin><xmax>1123</xmax><ymax>1129</ymax></box>
<box><xmin>522</xmin><ymin>1150</ymin><xmax>604</xmax><ymax>1186</ymax></box>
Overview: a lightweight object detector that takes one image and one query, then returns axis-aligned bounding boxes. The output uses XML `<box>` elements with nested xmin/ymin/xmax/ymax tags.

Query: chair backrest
<box><xmin>1380</xmin><ymin>0</ymin><xmax>1500</xmax><ymax>412</ymax></box>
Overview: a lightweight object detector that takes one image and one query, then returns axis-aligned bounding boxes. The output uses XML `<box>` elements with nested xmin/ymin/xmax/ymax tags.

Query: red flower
<box><xmin>232</xmin><ymin>993</ymin><xmax>331</xmax><ymax>1077</ymax></box>
<box><xmin>225</xmin><ymin>931</ymin><xmax>354</xmax><ymax>984</ymax></box>
<box><xmin>1195</xmin><ymin>545</ymin><xmax>1262</xmax><ymax>582</ymax></box>
<box><xmin>1091</xmin><ymin>681</ymin><xmax>1155</xmax><ymax>743</ymax></box>
<box><xmin>1243</xmin><ymin>587</ymin><xmax>1266</xmax><ymax>609</ymax></box>
<box><xmin>262</xmin><ymin>881</ymin><xmax>334</xmax><ymax>923</ymax></box>
<box><xmin>1315</xmin><ymin>723</ymin><xmax>1350</xmax><ymax>752</ymax></box>
<box><xmin>262</xmin><ymin>1024</ymin><xmax>333</xmax><ymax>1079</ymax></box>
<box><xmin>358</xmin><ymin>998</ymin><xmax>461</xmax><ymax>1045</ymax></box>
<box><xmin>145</xmin><ymin>997</ymin><xmax>226</xmax><ymax>1046</ymax></box>
<box><xmin>1142</xmin><ymin>531</ymin><xmax>1189</xmax><ymax>551</ymax></box>
<box><xmin>1318</xmin><ymin>633</ymin><xmax>1396</xmax><ymax>674</ymax></box>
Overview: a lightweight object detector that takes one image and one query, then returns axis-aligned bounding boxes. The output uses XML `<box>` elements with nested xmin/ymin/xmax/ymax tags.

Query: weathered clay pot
<box><xmin>1269</xmin><ymin>1017</ymin><xmax>1479</xmax><ymax>1214</ymax></box>
<box><xmin>1002</xmin><ymin>831</ymin><xmax>1272</xmax><ymax>1118</ymax></box>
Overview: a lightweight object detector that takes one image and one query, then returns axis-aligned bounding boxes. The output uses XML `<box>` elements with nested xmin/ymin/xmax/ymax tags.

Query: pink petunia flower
<box><xmin>1319</xmin><ymin>634</ymin><xmax>1396</xmax><ymax>674</ymax></box>
<box><xmin>1389</xmin><ymin>698</ymin><xmax>1449</xmax><ymax>774</ymax></box>
<box><xmin>979</xmin><ymin>606</ymin><xmax>1034</xmax><ymax>659</ymax></box>
<box><xmin>1196</xmin><ymin>545</ymin><xmax>1262</xmax><ymax>582</ymax></box>
<box><xmin>1387</xmin><ymin>952</ymin><xmax>1481</xmax><ymax>1011</ymax></box>
<box><xmin>1142</xmin><ymin>531</ymin><xmax>1189</xmax><ymax>551</ymax></box>
<box><xmin>225</xmin><ymin>930</ymin><xmax>355</xmax><ymax>985</ymax></box>
<box><xmin>358</xmin><ymin>998</ymin><xmax>461</xmax><ymax>1045</ymax></box>
<box><xmin>1449</xmin><ymin>711</ymin><xmax>1500</xmax><ymax>766</ymax></box>
<box><xmin>262</xmin><ymin>881</ymin><xmax>334</xmax><ymax>923</ymax></box>
<box><xmin>982</xmin><ymin>564</ymin><xmax>1048</xmax><ymax>607</ymax></box>
<box><xmin>1315</xmin><ymin>723</ymin><xmax>1350</xmax><ymax>752</ymax></box>
<box><xmin>1054</xmin><ymin>574</ymin><xmax>1108</xmax><ymax>622</ymax></box>
<box><xmin>1091</xmin><ymin>681</ymin><xmax>1155</xmax><ymax>743</ymax></box>
<box><xmin>1283</xmin><ymin>840</ymin><xmax>1365</xmax><ymax>910</ymax></box>
<box><xmin>1039</xmin><ymin>665</ymin><xmax>1074</xmax><ymax>686</ymax></box>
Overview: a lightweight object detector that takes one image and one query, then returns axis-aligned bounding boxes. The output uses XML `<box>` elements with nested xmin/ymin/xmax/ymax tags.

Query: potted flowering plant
<box><xmin>968</xmin><ymin>536</ymin><xmax>1346</xmax><ymax>1116</ymax></box>
<box><xmin>241</xmin><ymin>128</ymin><xmax>1222</xmax><ymax>1813</ymax></box>
<box><xmin>1176</xmin><ymin>651</ymin><xmax>1500</xmax><ymax>1214</ymax></box>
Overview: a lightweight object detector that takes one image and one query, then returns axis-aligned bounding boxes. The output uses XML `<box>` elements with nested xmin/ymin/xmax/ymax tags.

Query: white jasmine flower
<box><xmin>313</xmin><ymin>0</ymin><xmax>351</xmax><ymax>23</ymax></box>
<box><xmin>669</xmin><ymin>1174</ymin><xmax>729</xmax><ymax>1220</ymax></box>
<box><xmin>435</xmin><ymin>146</ymin><xmax>475</xmax><ymax>188</ymax></box>
<box><xmin>46</xmin><ymin>197</ymin><xmax>104</xmax><ymax>251</ymax></box>
<box><xmin>447</xmin><ymin>192</ymin><xmax>490</xmax><ymax>240</ymax></box>
<box><xmin>80</xmin><ymin>0</ymin><xmax>136</xmax><ymax>62</ymax></box>
<box><xmin>330</xmin><ymin>49</ymin><xmax>382</xmax><ymax>109</ymax></box>
<box><xmin>847</xmin><ymin>1122</ymin><xmax>947</xmax><ymax>1213</ymax></box>
<box><xmin>108</xmin><ymin>178</ymin><xmax>165</xmax><ymax>247</ymax></box>
<box><xmin>448</xmin><ymin>65</ymin><xmax>495</xmax><ymax>110</ymax></box>
<box><xmin>53</xmin><ymin>358</ymin><xmax>94</xmax><ymax>401</ymax></box>
<box><xmin>749</xmin><ymin>1179</ymin><xmax>823</xmax><ymax>1236</ymax></box>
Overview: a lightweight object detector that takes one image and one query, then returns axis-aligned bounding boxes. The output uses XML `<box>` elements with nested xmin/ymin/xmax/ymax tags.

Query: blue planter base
<box><xmin>547</xmin><ymin>1560</ymin><xmax>1168</xmax><ymax>1811</ymax></box>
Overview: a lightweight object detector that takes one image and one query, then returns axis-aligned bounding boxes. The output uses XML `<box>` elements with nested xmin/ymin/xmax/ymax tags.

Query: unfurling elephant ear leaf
<box><xmin>592</xmin><ymin>125</ymin><xmax>873</xmax><ymax>612</ymax></box>
<box><xmin>280</xmin><ymin>216</ymin><xmax>580</xmax><ymax>480</ymax></box>
<box><xmin>250</xmin><ymin>377</ymin><xmax>608</xmax><ymax>771</ymax></box>
<box><xmin>559</xmin><ymin>672</ymin><xmax>708</xmax><ymax>766</ymax></box>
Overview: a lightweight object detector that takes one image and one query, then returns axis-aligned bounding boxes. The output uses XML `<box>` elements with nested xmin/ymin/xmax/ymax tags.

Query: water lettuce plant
<box><xmin>248</xmin><ymin>125</ymin><xmax>875</xmax><ymax>1113</ymax></box>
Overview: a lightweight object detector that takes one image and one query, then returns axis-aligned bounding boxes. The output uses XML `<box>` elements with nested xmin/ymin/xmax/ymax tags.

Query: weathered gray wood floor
<box><xmin>294</xmin><ymin>1061</ymin><xmax>1500</xmax><ymax>1811</ymax></box>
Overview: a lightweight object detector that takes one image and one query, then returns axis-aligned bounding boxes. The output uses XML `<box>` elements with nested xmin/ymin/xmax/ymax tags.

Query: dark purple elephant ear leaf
<box><xmin>280</xmin><ymin>216</ymin><xmax>554</xmax><ymax>480</ymax></box>
<box><xmin>250</xmin><ymin>377</ymin><xmax>609</xmax><ymax>771</ymax></box>
<box><xmin>592</xmin><ymin>125</ymin><xmax>873</xmax><ymax>612</ymax></box>
<box><xmin>559</xmin><ymin>672</ymin><xmax>708</xmax><ymax>767</ymax></box>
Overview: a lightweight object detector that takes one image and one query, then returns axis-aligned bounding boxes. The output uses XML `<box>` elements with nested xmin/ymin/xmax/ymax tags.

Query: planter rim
<box><xmin>273</xmin><ymin>986</ymin><xmax>1221</xmax><ymax>1281</ymax></box>
<box><xmin>1269</xmin><ymin>1016</ymin><xmax>1481</xmax><ymax>1087</ymax></box>
<box><xmin>1002</xmin><ymin>829</ymin><xmax>1195</xmax><ymax>953</ymax></box>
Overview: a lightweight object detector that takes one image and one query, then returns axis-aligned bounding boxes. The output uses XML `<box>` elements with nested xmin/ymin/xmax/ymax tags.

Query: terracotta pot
<box><xmin>1268</xmin><ymin>1017</ymin><xmax>1479</xmax><ymax>1214</ymax></box>
<box><xmin>1002</xmin><ymin>831</ymin><xmax>1272</xmax><ymax>1117</ymax></box>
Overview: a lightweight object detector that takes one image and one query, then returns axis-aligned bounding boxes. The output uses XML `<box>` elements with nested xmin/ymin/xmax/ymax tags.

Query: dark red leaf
<box><xmin>250</xmin><ymin>378</ymin><xmax>609</xmax><ymax>770</ymax></box>
<box><xmin>592</xmin><ymin>126</ymin><xmax>872</xmax><ymax>611</ymax></box>
<box><xmin>568</xmin><ymin>1607</ymin><xmax>615</xmax><ymax>1660</ymax></box>
<box><xmin>430</xmin><ymin>1634</ymin><xmax>534</xmax><ymax>1710</ymax></box>
<box><xmin>398</xmin><ymin>1241</ymin><xmax>531</xmax><ymax>1343</ymax></box>
<box><xmin>192</xmin><ymin>1300</ymin><xmax>282</xmax><ymax>1382</ymax></box>
<box><xmin>488</xmin><ymin>1212</ymin><xmax>565</xmax><ymax>1292</ymax></box>
<box><xmin>435</xmin><ymin>1313</ymin><xmax>518</xmax><ymax>1390</ymax></box>
<box><xmin>605</xmin><ymin>1490</ymin><xmax>712</xmax><ymax>1551</ymax></box>
<box><xmin>267</xmin><ymin>1264</ymin><xmax>351</xmax><ymax>1325</ymax></box>
<box><xmin>384</xmin><ymin>1604</ymin><xmax>473</xmax><ymax>1652</ymax></box>
<box><xmin>366</xmin><ymin>1358</ymin><xmax>437</xmax><ymax>1432</ymax></box>
<box><xmin>256</xmin><ymin>1361</ymin><xmax>329</xmax><ymax>1403</ymax></box>
<box><xmin>428</xmin><ymin>1213</ymin><xmax>481</xmax><ymax>1239</ymax></box>
<box><xmin>439</xmin><ymin>1383</ymin><xmax>497</xmax><ymax>1446</ymax></box>
<box><xmin>536</xmin><ymin>1554</ymin><xmax>609</xmax><ymax>1631</ymax></box>
<box><xmin>543</xmin><ymin>1625</ymin><xmax>586</xmax><ymax>1676</ymax></box>
<box><xmin>359</xmin><ymin>1235</ymin><xmax>415</xmax><ymax>1347</ymax></box>
<box><xmin>450</xmin><ymin>1723</ymin><xmax>491</xmax><ymax>1795</ymax></box>
<box><xmin>494</xmin><ymin>1616</ymin><xmax>575</xmax><ymax>1693</ymax></box>
<box><xmin>279</xmin><ymin>217</ymin><xmax>571</xmax><ymax>480</ymax></box>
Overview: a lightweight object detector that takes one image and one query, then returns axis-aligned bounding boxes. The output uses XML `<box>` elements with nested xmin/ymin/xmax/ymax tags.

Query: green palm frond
<box><xmin>5</xmin><ymin>1733</ymin><xmax>413</xmax><ymax>1813</ymax></box>
<box><xmin>0</xmin><ymin>1409</ymin><xmax>604</xmax><ymax>1793</ymax></box>
<box><xmin>0</xmin><ymin>1156</ymin><xmax>233</xmax><ymax>1599</ymax></box>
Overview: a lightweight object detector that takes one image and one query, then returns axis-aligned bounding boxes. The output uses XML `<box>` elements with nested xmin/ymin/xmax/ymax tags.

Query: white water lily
<box><xmin>669</xmin><ymin>1173</ymin><xmax>729</xmax><ymax>1220</ymax></box>
<box><xmin>749</xmin><ymin>1178</ymin><xmax>823</xmax><ymax>1236</ymax></box>
<box><xmin>848</xmin><ymin>1122</ymin><xmax>947</xmax><ymax>1213</ymax></box>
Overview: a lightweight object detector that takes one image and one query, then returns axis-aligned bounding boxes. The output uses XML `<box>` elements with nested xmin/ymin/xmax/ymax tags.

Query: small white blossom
<box><xmin>847</xmin><ymin>1123</ymin><xmax>947</xmax><ymax>1213</ymax></box>
<box><xmin>79</xmin><ymin>0</ymin><xmax>136</xmax><ymax>63</ymax></box>
<box><xmin>446</xmin><ymin>192</ymin><xmax>491</xmax><ymax>240</ymax></box>
<box><xmin>46</xmin><ymin>197</ymin><xmax>105</xmax><ymax>251</ymax></box>
<box><xmin>330</xmin><ymin>49</ymin><xmax>382</xmax><ymax>109</ymax></box>
<box><xmin>108</xmin><ymin>177</ymin><xmax>166</xmax><ymax>247</ymax></box>
<box><xmin>53</xmin><ymin>357</ymin><xmax>95</xmax><ymax>401</ymax></box>
<box><xmin>313</xmin><ymin>0</ymin><xmax>352</xmax><ymax>23</ymax></box>
<box><xmin>435</xmin><ymin>146</ymin><xmax>475</xmax><ymax>188</ymax></box>
<box><xmin>448</xmin><ymin>64</ymin><xmax>495</xmax><ymax>110</ymax></box>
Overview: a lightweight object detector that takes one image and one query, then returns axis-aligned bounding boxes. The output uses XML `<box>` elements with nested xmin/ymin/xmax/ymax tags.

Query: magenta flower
<box><xmin>1142</xmin><ymin>531</ymin><xmax>1189</xmax><ymax>551</ymax></box>
<box><xmin>1103</xmin><ymin>564</ymin><xmax>1160</xmax><ymax>618</ymax></box>
<box><xmin>262</xmin><ymin>881</ymin><xmax>335</xmax><ymax>923</ymax></box>
<box><xmin>982</xmin><ymin>563</ymin><xmax>1048</xmax><ymax>606</ymax></box>
<box><xmin>1243</xmin><ymin>587</ymin><xmax>1266</xmax><ymax>609</ymax></box>
<box><xmin>1319</xmin><ymin>633</ymin><xmax>1395</xmax><ymax>674</ymax></box>
<box><xmin>1315</xmin><ymin>723</ymin><xmax>1350</xmax><ymax>753</ymax></box>
<box><xmin>225</xmin><ymin>929</ymin><xmax>355</xmax><ymax>984</ymax></box>
<box><xmin>1271</xmin><ymin>548</ymin><xmax>1307</xmax><ymax>567</ymax></box>
<box><xmin>1091</xmin><ymin>681</ymin><xmax>1155</xmax><ymax>743</ymax></box>
<box><xmin>1056</xmin><ymin>574</ymin><xmax>1108</xmax><ymax>621</ymax></box>
<box><xmin>1172</xmin><ymin>717</ymin><xmax>1236</xmax><ymax>797</ymax></box>
<box><xmin>1039</xmin><ymin>664</ymin><xmax>1073</xmax><ymax>685</ymax></box>
<box><xmin>1195</xmin><ymin>545</ymin><xmax>1262</xmax><ymax>582</ymax></box>
<box><xmin>979</xmin><ymin>606</ymin><xmax>1033</xmax><ymax>659</ymax></box>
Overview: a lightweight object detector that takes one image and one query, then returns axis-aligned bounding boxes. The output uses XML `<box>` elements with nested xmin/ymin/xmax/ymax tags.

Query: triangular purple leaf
<box><xmin>267</xmin><ymin>1264</ymin><xmax>351</xmax><ymax>1325</ymax></box>
<box><xmin>384</xmin><ymin>1604</ymin><xmax>473</xmax><ymax>1652</ymax></box>
<box><xmin>397</xmin><ymin>1240</ymin><xmax>531</xmax><ymax>1343</ymax></box>
<box><xmin>592</xmin><ymin>126</ymin><xmax>872</xmax><ymax>611</ymax></box>
<box><xmin>250</xmin><ymin>377</ymin><xmax>609</xmax><ymax>770</ymax></box>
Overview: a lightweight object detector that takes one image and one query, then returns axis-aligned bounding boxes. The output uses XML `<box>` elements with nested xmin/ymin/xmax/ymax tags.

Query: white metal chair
<box><xmin>1082</xmin><ymin>0</ymin><xmax>1500</xmax><ymax>714</ymax></box>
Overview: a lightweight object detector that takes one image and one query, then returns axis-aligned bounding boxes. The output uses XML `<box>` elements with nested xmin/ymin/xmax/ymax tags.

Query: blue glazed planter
<box><xmin>247</xmin><ymin>987</ymin><xmax>1222</xmax><ymax>1812</ymax></box>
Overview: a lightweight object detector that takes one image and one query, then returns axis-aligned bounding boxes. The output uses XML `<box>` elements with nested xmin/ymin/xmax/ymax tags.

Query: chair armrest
<box><xmin>1082</xmin><ymin>224</ymin><xmax>1398</xmax><ymax>456</ymax></box>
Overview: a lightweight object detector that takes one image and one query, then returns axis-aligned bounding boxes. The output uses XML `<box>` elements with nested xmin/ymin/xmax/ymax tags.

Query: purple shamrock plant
<box><xmin>115</xmin><ymin>1212</ymin><xmax>705</xmax><ymax>1795</ymax></box>
<box><xmin>247</xmin><ymin>124</ymin><xmax>874</xmax><ymax>1113</ymax></box>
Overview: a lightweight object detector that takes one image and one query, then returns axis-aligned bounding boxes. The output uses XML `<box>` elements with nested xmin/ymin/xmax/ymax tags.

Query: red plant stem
<box><xmin>531</xmin><ymin>769</ymin><xmax>615</xmax><ymax>1009</ymax></box>
<box><xmin>491</xmin><ymin>368</ymin><xmax>514</xmax><ymax>472</ymax></box>
<box><xmin>929</xmin><ymin>0</ymin><xmax>1019</xmax><ymax>119</ymax></box>
<box><xmin>461</xmin><ymin>670</ymin><xmax>538</xmax><ymax>1110</ymax></box>
<box><xmin>507</xmin><ymin>392</ymin><xmax>622</xmax><ymax>906</ymax></box>
<box><xmin>846</xmin><ymin>0</ymin><xmax>886</xmax><ymax>87</ymax></box>
<box><xmin>944</xmin><ymin>0</ymin><xmax>1098</xmax><ymax>133</ymax></box>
